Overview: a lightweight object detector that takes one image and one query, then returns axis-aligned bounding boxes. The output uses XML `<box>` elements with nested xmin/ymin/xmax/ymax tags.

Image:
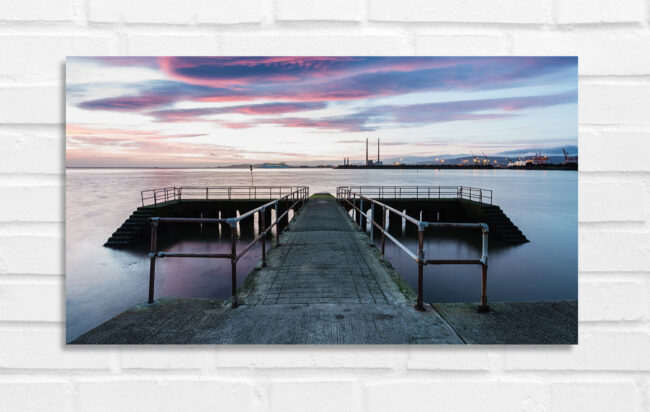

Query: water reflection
<box><xmin>66</xmin><ymin>168</ymin><xmax>577</xmax><ymax>341</ymax></box>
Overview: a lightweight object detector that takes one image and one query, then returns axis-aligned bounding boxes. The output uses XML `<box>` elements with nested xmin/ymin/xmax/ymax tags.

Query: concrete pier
<box><xmin>74</xmin><ymin>194</ymin><xmax>576</xmax><ymax>344</ymax></box>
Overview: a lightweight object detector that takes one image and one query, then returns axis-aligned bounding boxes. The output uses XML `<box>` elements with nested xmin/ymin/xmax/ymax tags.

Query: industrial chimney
<box><xmin>365</xmin><ymin>138</ymin><xmax>368</xmax><ymax>166</ymax></box>
<box><xmin>377</xmin><ymin>138</ymin><xmax>380</xmax><ymax>165</ymax></box>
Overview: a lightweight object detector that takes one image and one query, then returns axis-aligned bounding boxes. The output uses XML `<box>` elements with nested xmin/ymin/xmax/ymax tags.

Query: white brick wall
<box><xmin>0</xmin><ymin>1</ymin><xmax>648</xmax><ymax>410</ymax></box>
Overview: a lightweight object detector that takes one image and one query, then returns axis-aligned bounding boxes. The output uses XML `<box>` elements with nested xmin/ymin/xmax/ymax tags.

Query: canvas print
<box><xmin>66</xmin><ymin>57</ymin><xmax>578</xmax><ymax>344</ymax></box>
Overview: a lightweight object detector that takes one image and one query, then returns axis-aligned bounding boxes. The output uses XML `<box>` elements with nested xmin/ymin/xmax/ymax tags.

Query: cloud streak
<box><xmin>211</xmin><ymin>90</ymin><xmax>577</xmax><ymax>132</ymax></box>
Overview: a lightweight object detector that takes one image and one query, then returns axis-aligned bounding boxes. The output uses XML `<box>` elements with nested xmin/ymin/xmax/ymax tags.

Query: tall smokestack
<box><xmin>365</xmin><ymin>138</ymin><xmax>368</xmax><ymax>166</ymax></box>
<box><xmin>377</xmin><ymin>138</ymin><xmax>380</xmax><ymax>164</ymax></box>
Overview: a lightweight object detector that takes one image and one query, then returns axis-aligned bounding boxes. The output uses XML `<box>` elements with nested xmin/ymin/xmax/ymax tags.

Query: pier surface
<box><xmin>73</xmin><ymin>194</ymin><xmax>576</xmax><ymax>344</ymax></box>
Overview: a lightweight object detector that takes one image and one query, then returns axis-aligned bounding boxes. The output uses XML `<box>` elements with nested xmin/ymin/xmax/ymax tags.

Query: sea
<box><xmin>66</xmin><ymin>168</ymin><xmax>577</xmax><ymax>341</ymax></box>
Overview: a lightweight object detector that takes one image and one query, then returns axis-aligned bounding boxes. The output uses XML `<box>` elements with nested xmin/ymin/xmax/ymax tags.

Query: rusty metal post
<box><xmin>148</xmin><ymin>218</ymin><xmax>159</xmax><ymax>304</ymax></box>
<box><xmin>230</xmin><ymin>221</ymin><xmax>238</xmax><ymax>308</ymax></box>
<box><xmin>415</xmin><ymin>226</ymin><xmax>425</xmax><ymax>312</ymax></box>
<box><xmin>261</xmin><ymin>207</ymin><xmax>266</xmax><ymax>267</ymax></box>
<box><xmin>285</xmin><ymin>196</ymin><xmax>289</xmax><ymax>231</ymax></box>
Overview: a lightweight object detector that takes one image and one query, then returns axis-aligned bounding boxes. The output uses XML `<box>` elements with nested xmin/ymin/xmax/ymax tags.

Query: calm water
<box><xmin>66</xmin><ymin>168</ymin><xmax>577</xmax><ymax>341</ymax></box>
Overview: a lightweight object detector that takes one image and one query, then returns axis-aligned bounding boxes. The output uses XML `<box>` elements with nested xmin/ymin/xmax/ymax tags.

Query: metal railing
<box><xmin>146</xmin><ymin>187</ymin><xmax>309</xmax><ymax>307</ymax></box>
<box><xmin>141</xmin><ymin>186</ymin><xmax>304</xmax><ymax>207</ymax></box>
<box><xmin>338</xmin><ymin>185</ymin><xmax>492</xmax><ymax>205</ymax></box>
<box><xmin>337</xmin><ymin>186</ymin><xmax>490</xmax><ymax>312</ymax></box>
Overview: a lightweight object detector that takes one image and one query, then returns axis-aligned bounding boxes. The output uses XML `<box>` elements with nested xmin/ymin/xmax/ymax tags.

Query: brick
<box><xmin>275</xmin><ymin>0</ymin><xmax>364</xmax><ymax>21</ymax></box>
<box><xmin>77</xmin><ymin>380</ymin><xmax>257</xmax><ymax>412</ymax></box>
<box><xmin>216</xmin><ymin>347</ymin><xmax>406</xmax><ymax>369</ymax></box>
<box><xmin>504</xmin><ymin>330</ymin><xmax>650</xmax><ymax>370</ymax></box>
<box><xmin>0</xmin><ymin>35</ymin><xmax>115</xmax><ymax>82</ymax></box>
<box><xmin>555</xmin><ymin>0</ymin><xmax>645</xmax><ymax>24</ymax></box>
<box><xmin>0</xmin><ymin>128</ymin><xmax>63</xmax><ymax>174</ymax></box>
<box><xmin>0</xmin><ymin>329</ymin><xmax>111</xmax><ymax>369</ymax></box>
<box><xmin>368</xmin><ymin>0</ymin><xmax>548</xmax><ymax>23</ymax></box>
<box><xmin>0</xmin><ymin>0</ymin><xmax>75</xmax><ymax>22</ymax></box>
<box><xmin>580</xmin><ymin>83</ymin><xmax>650</xmax><ymax>126</ymax></box>
<box><xmin>120</xmin><ymin>347</ymin><xmax>213</xmax><ymax>369</ymax></box>
<box><xmin>0</xmin><ymin>236</ymin><xmax>63</xmax><ymax>275</ymax></box>
<box><xmin>0</xmin><ymin>186</ymin><xmax>63</xmax><ymax>222</ymax></box>
<box><xmin>407</xmin><ymin>346</ymin><xmax>494</xmax><ymax>370</ymax></box>
<box><xmin>548</xmin><ymin>381</ymin><xmax>643</xmax><ymax>411</ymax></box>
<box><xmin>579</xmin><ymin>129</ymin><xmax>650</xmax><ymax>172</ymax></box>
<box><xmin>366</xmin><ymin>381</ymin><xmax>547</xmax><ymax>411</ymax></box>
<box><xmin>220</xmin><ymin>34</ymin><xmax>413</xmax><ymax>55</ymax></box>
<box><xmin>512</xmin><ymin>31</ymin><xmax>650</xmax><ymax>75</ymax></box>
<box><xmin>0</xmin><ymin>87</ymin><xmax>62</xmax><ymax>124</ymax></box>
<box><xmin>579</xmin><ymin>280</ymin><xmax>646</xmax><ymax>321</ymax></box>
<box><xmin>579</xmin><ymin>181</ymin><xmax>646</xmax><ymax>222</ymax></box>
<box><xmin>0</xmin><ymin>382</ymin><xmax>73</xmax><ymax>412</ymax></box>
<box><xmin>89</xmin><ymin>0</ymin><xmax>265</xmax><ymax>24</ymax></box>
<box><xmin>579</xmin><ymin>231</ymin><xmax>650</xmax><ymax>272</ymax></box>
<box><xmin>415</xmin><ymin>34</ymin><xmax>508</xmax><ymax>55</ymax></box>
<box><xmin>127</xmin><ymin>34</ymin><xmax>218</xmax><ymax>55</ymax></box>
<box><xmin>0</xmin><ymin>281</ymin><xmax>63</xmax><ymax>322</ymax></box>
<box><xmin>271</xmin><ymin>382</ymin><xmax>361</xmax><ymax>412</ymax></box>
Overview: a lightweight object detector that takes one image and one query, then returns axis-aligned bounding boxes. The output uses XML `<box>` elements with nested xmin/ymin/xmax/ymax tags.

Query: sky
<box><xmin>66</xmin><ymin>56</ymin><xmax>577</xmax><ymax>167</ymax></box>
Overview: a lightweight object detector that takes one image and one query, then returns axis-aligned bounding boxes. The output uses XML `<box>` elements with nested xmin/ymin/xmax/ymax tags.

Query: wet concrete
<box><xmin>73</xmin><ymin>194</ymin><xmax>577</xmax><ymax>345</ymax></box>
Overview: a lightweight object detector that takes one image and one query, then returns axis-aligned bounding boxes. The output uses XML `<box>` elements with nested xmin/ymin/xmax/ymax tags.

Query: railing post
<box><xmin>415</xmin><ymin>224</ymin><xmax>425</xmax><ymax>312</ymax></box>
<box><xmin>381</xmin><ymin>206</ymin><xmax>386</xmax><ymax>257</ymax></box>
<box><xmin>261</xmin><ymin>207</ymin><xmax>266</xmax><ymax>267</ymax></box>
<box><xmin>480</xmin><ymin>189</ymin><xmax>482</xmax><ymax>204</ymax></box>
<box><xmin>479</xmin><ymin>226</ymin><xmax>490</xmax><ymax>312</ymax></box>
<box><xmin>370</xmin><ymin>203</ymin><xmax>374</xmax><ymax>242</ymax></box>
<box><xmin>275</xmin><ymin>201</ymin><xmax>280</xmax><ymax>245</ymax></box>
<box><xmin>359</xmin><ymin>197</ymin><xmax>364</xmax><ymax>230</ymax></box>
<box><xmin>141</xmin><ymin>192</ymin><xmax>145</xmax><ymax>207</ymax></box>
<box><xmin>148</xmin><ymin>218</ymin><xmax>159</xmax><ymax>304</ymax></box>
<box><xmin>230</xmin><ymin>221</ymin><xmax>238</xmax><ymax>308</ymax></box>
<box><xmin>285</xmin><ymin>196</ymin><xmax>289</xmax><ymax>231</ymax></box>
<box><xmin>206</xmin><ymin>187</ymin><xmax>208</xmax><ymax>200</ymax></box>
<box><xmin>154</xmin><ymin>191</ymin><xmax>157</xmax><ymax>206</ymax></box>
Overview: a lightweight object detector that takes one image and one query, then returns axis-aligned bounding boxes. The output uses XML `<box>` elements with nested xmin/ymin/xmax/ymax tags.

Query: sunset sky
<box><xmin>66</xmin><ymin>56</ymin><xmax>577</xmax><ymax>167</ymax></box>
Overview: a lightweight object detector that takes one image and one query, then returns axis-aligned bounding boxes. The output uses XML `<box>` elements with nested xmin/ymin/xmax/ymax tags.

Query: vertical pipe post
<box><xmin>275</xmin><ymin>201</ymin><xmax>280</xmax><ymax>245</ymax></box>
<box><xmin>415</xmin><ymin>227</ymin><xmax>425</xmax><ymax>312</ymax></box>
<box><xmin>370</xmin><ymin>202</ymin><xmax>374</xmax><ymax>242</ymax></box>
<box><xmin>148</xmin><ymin>218</ymin><xmax>159</xmax><ymax>304</ymax></box>
<box><xmin>230</xmin><ymin>222</ymin><xmax>238</xmax><ymax>308</ymax></box>
<box><xmin>479</xmin><ymin>227</ymin><xmax>489</xmax><ymax>312</ymax></box>
<box><xmin>359</xmin><ymin>197</ymin><xmax>364</xmax><ymax>230</ymax></box>
<box><xmin>285</xmin><ymin>196</ymin><xmax>289</xmax><ymax>231</ymax></box>
<box><xmin>381</xmin><ymin>206</ymin><xmax>386</xmax><ymax>257</ymax></box>
<box><xmin>261</xmin><ymin>207</ymin><xmax>266</xmax><ymax>267</ymax></box>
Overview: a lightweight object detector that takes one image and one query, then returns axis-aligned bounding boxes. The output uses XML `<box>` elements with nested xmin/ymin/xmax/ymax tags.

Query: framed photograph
<box><xmin>66</xmin><ymin>57</ymin><xmax>577</xmax><ymax>344</ymax></box>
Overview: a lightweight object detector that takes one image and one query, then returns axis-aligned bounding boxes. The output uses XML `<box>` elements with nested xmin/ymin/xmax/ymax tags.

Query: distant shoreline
<box><xmin>67</xmin><ymin>164</ymin><xmax>578</xmax><ymax>171</ymax></box>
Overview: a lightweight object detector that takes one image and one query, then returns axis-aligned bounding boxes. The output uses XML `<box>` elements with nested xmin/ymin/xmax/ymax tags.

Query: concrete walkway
<box><xmin>72</xmin><ymin>194</ymin><xmax>577</xmax><ymax>344</ymax></box>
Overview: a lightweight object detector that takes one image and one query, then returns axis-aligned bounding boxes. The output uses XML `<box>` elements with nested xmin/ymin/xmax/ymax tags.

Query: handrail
<box><xmin>141</xmin><ymin>186</ymin><xmax>307</xmax><ymax>207</ymax></box>
<box><xmin>338</xmin><ymin>185</ymin><xmax>492</xmax><ymax>205</ymax></box>
<box><xmin>337</xmin><ymin>187</ymin><xmax>490</xmax><ymax>312</ymax></box>
<box><xmin>146</xmin><ymin>187</ymin><xmax>310</xmax><ymax>307</ymax></box>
